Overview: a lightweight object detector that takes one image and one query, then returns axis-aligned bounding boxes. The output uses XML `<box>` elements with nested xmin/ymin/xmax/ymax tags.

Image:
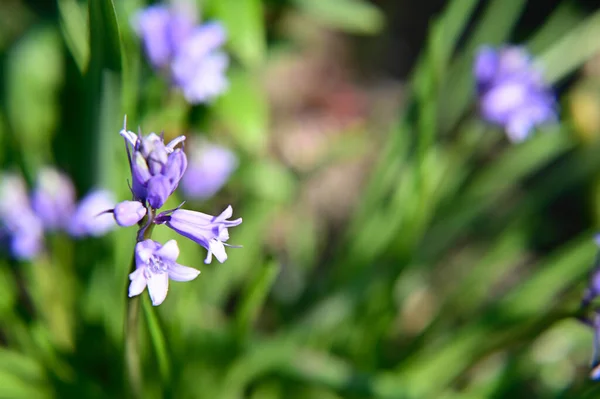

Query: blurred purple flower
<box><xmin>69</xmin><ymin>189</ymin><xmax>116</xmax><ymax>238</ymax></box>
<box><xmin>180</xmin><ymin>140</ymin><xmax>237</xmax><ymax>200</ymax></box>
<box><xmin>155</xmin><ymin>205</ymin><xmax>242</xmax><ymax>264</ymax></box>
<box><xmin>31</xmin><ymin>167</ymin><xmax>76</xmax><ymax>231</ymax></box>
<box><xmin>171</xmin><ymin>23</ymin><xmax>229</xmax><ymax>104</ymax></box>
<box><xmin>133</xmin><ymin>5</ymin><xmax>196</xmax><ymax>69</ymax></box>
<box><xmin>120</xmin><ymin>123</ymin><xmax>187</xmax><ymax>209</ymax></box>
<box><xmin>129</xmin><ymin>239</ymin><xmax>200</xmax><ymax>306</ymax></box>
<box><xmin>474</xmin><ymin>45</ymin><xmax>556</xmax><ymax>142</ymax></box>
<box><xmin>0</xmin><ymin>173</ymin><xmax>44</xmax><ymax>260</ymax></box>
<box><xmin>133</xmin><ymin>3</ymin><xmax>229</xmax><ymax>104</ymax></box>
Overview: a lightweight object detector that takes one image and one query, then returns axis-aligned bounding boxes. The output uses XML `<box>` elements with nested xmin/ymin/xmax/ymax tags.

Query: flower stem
<box><xmin>125</xmin><ymin>255</ymin><xmax>142</xmax><ymax>398</ymax></box>
<box><xmin>124</xmin><ymin>207</ymin><xmax>157</xmax><ymax>398</ymax></box>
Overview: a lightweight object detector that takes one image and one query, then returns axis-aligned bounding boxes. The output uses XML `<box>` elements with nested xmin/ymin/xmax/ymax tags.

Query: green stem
<box><xmin>124</xmin><ymin>208</ymin><xmax>157</xmax><ymax>398</ymax></box>
<box><xmin>125</xmin><ymin>285</ymin><xmax>142</xmax><ymax>398</ymax></box>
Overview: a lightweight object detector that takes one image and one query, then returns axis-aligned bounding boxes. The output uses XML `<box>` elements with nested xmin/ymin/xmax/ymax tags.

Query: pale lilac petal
<box><xmin>147</xmin><ymin>272</ymin><xmax>169</xmax><ymax>306</ymax></box>
<box><xmin>128</xmin><ymin>268</ymin><xmax>147</xmax><ymax>297</ymax></box>
<box><xmin>168</xmin><ymin>263</ymin><xmax>200</xmax><ymax>281</ymax></box>
<box><xmin>156</xmin><ymin>239</ymin><xmax>179</xmax><ymax>262</ymax></box>
<box><xmin>207</xmin><ymin>239</ymin><xmax>227</xmax><ymax>264</ymax></box>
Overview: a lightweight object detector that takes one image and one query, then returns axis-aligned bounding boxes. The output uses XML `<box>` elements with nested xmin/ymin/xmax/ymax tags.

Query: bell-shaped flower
<box><xmin>180</xmin><ymin>139</ymin><xmax>237</xmax><ymax>200</ymax></box>
<box><xmin>114</xmin><ymin>200</ymin><xmax>147</xmax><ymax>227</ymax></box>
<box><xmin>155</xmin><ymin>205</ymin><xmax>241</xmax><ymax>264</ymax></box>
<box><xmin>31</xmin><ymin>167</ymin><xmax>76</xmax><ymax>231</ymax></box>
<box><xmin>129</xmin><ymin>239</ymin><xmax>200</xmax><ymax>306</ymax></box>
<box><xmin>69</xmin><ymin>189</ymin><xmax>117</xmax><ymax>238</ymax></box>
<box><xmin>120</xmin><ymin>122</ymin><xmax>187</xmax><ymax>209</ymax></box>
<box><xmin>474</xmin><ymin>45</ymin><xmax>556</xmax><ymax>142</ymax></box>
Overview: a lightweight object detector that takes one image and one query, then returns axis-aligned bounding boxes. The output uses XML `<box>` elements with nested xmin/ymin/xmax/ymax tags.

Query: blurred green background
<box><xmin>3</xmin><ymin>0</ymin><xmax>600</xmax><ymax>397</ymax></box>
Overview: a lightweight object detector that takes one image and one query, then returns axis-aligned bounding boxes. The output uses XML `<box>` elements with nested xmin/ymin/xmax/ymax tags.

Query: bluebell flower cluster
<box><xmin>114</xmin><ymin>118</ymin><xmax>242</xmax><ymax>306</ymax></box>
<box><xmin>179</xmin><ymin>139</ymin><xmax>237</xmax><ymax>200</ymax></box>
<box><xmin>0</xmin><ymin>168</ymin><xmax>117</xmax><ymax>260</ymax></box>
<box><xmin>133</xmin><ymin>3</ymin><xmax>229</xmax><ymax>104</ymax></box>
<box><xmin>474</xmin><ymin>45</ymin><xmax>557</xmax><ymax>142</ymax></box>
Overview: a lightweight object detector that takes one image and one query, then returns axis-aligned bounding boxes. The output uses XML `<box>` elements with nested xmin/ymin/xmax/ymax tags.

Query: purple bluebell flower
<box><xmin>180</xmin><ymin>140</ymin><xmax>237</xmax><ymax>200</ymax></box>
<box><xmin>114</xmin><ymin>200</ymin><xmax>147</xmax><ymax>227</ymax></box>
<box><xmin>133</xmin><ymin>3</ymin><xmax>229</xmax><ymax>104</ymax></box>
<box><xmin>171</xmin><ymin>23</ymin><xmax>229</xmax><ymax>104</ymax></box>
<box><xmin>120</xmin><ymin>122</ymin><xmax>187</xmax><ymax>209</ymax></box>
<box><xmin>69</xmin><ymin>189</ymin><xmax>116</xmax><ymax>238</ymax></box>
<box><xmin>31</xmin><ymin>167</ymin><xmax>76</xmax><ymax>231</ymax></box>
<box><xmin>474</xmin><ymin>45</ymin><xmax>556</xmax><ymax>142</ymax></box>
<box><xmin>155</xmin><ymin>205</ymin><xmax>242</xmax><ymax>264</ymax></box>
<box><xmin>133</xmin><ymin>4</ymin><xmax>196</xmax><ymax>69</ymax></box>
<box><xmin>0</xmin><ymin>173</ymin><xmax>44</xmax><ymax>260</ymax></box>
<box><xmin>129</xmin><ymin>239</ymin><xmax>200</xmax><ymax>306</ymax></box>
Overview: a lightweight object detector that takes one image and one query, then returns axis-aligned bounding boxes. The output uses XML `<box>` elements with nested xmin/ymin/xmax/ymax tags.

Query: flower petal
<box><xmin>147</xmin><ymin>175</ymin><xmax>171</xmax><ymax>209</ymax></box>
<box><xmin>147</xmin><ymin>272</ymin><xmax>169</xmax><ymax>306</ymax></box>
<box><xmin>128</xmin><ymin>268</ymin><xmax>147</xmax><ymax>297</ymax></box>
<box><xmin>168</xmin><ymin>263</ymin><xmax>200</xmax><ymax>282</ymax></box>
<box><xmin>156</xmin><ymin>239</ymin><xmax>179</xmax><ymax>262</ymax></box>
<box><xmin>207</xmin><ymin>239</ymin><xmax>227</xmax><ymax>264</ymax></box>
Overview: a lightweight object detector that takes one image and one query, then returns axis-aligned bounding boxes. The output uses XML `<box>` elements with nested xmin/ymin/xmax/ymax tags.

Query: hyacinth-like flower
<box><xmin>133</xmin><ymin>3</ymin><xmax>229</xmax><ymax>104</ymax></box>
<box><xmin>170</xmin><ymin>23</ymin><xmax>229</xmax><ymax>104</ymax></box>
<box><xmin>31</xmin><ymin>167</ymin><xmax>76</xmax><ymax>231</ymax></box>
<box><xmin>69</xmin><ymin>189</ymin><xmax>117</xmax><ymax>238</ymax></box>
<box><xmin>129</xmin><ymin>239</ymin><xmax>200</xmax><ymax>306</ymax></box>
<box><xmin>0</xmin><ymin>174</ymin><xmax>44</xmax><ymax>260</ymax></box>
<box><xmin>180</xmin><ymin>140</ymin><xmax>237</xmax><ymax>200</ymax></box>
<box><xmin>120</xmin><ymin>122</ymin><xmax>187</xmax><ymax>210</ymax></box>
<box><xmin>474</xmin><ymin>45</ymin><xmax>557</xmax><ymax>142</ymax></box>
<box><xmin>133</xmin><ymin>4</ymin><xmax>195</xmax><ymax>69</ymax></box>
<box><xmin>113</xmin><ymin>117</ymin><xmax>242</xmax><ymax>305</ymax></box>
<box><xmin>156</xmin><ymin>205</ymin><xmax>242</xmax><ymax>264</ymax></box>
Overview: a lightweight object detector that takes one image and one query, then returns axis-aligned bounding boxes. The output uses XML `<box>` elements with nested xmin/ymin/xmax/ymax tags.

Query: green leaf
<box><xmin>293</xmin><ymin>0</ymin><xmax>384</xmax><ymax>35</ymax></box>
<box><xmin>235</xmin><ymin>261</ymin><xmax>280</xmax><ymax>338</ymax></box>
<box><xmin>88</xmin><ymin>0</ymin><xmax>121</xmax><ymax>71</ymax></box>
<box><xmin>58</xmin><ymin>0</ymin><xmax>90</xmax><ymax>72</ymax></box>
<box><xmin>209</xmin><ymin>0</ymin><xmax>266</xmax><ymax>68</ymax></box>
<box><xmin>6</xmin><ymin>26</ymin><xmax>63</xmax><ymax>170</ymax></box>
<box><xmin>438</xmin><ymin>0</ymin><xmax>527</xmax><ymax>132</ymax></box>
<box><xmin>214</xmin><ymin>70</ymin><xmax>269</xmax><ymax>155</ymax></box>
<box><xmin>538</xmin><ymin>8</ymin><xmax>600</xmax><ymax>83</ymax></box>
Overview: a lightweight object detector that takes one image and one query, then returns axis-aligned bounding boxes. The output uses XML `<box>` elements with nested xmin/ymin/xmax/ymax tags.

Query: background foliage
<box><xmin>2</xmin><ymin>0</ymin><xmax>600</xmax><ymax>397</ymax></box>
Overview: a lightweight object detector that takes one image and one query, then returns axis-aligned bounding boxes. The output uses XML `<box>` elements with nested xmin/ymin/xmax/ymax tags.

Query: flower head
<box><xmin>180</xmin><ymin>140</ymin><xmax>237</xmax><ymax>200</ymax></box>
<box><xmin>133</xmin><ymin>3</ymin><xmax>229</xmax><ymax>104</ymax></box>
<box><xmin>31</xmin><ymin>167</ymin><xmax>76</xmax><ymax>231</ymax></box>
<box><xmin>474</xmin><ymin>45</ymin><xmax>556</xmax><ymax>142</ymax></box>
<box><xmin>120</xmin><ymin>121</ymin><xmax>187</xmax><ymax>209</ymax></box>
<box><xmin>156</xmin><ymin>205</ymin><xmax>241</xmax><ymax>264</ymax></box>
<box><xmin>69</xmin><ymin>189</ymin><xmax>116</xmax><ymax>238</ymax></box>
<box><xmin>171</xmin><ymin>23</ymin><xmax>229</xmax><ymax>104</ymax></box>
<box><xmin>129</xmin><ymin>239</ymin><xmax>200</xmax><ymax>306</ymax></box>
<box><xmin>133</xmin><ymin>4</ymin><xmax>196</xmax><ymax>69</ymax></box>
